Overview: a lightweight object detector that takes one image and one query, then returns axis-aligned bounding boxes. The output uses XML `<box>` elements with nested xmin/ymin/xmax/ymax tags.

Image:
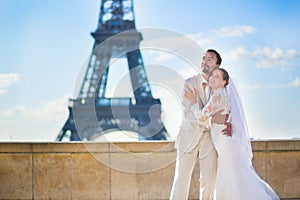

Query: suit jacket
<box><xmin>174</xmin><ymin>74</ymin><xmax>210</xmax><ymax>153</ymax></box>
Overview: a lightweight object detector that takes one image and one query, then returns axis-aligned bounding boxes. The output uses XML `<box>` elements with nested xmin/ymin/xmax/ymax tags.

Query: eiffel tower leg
<box><xmin>126</xmin><ymin>49</ymin><xmax>168</xmax><ymax>140</ymax></box>
<box><xmin>56</xmin><ymin>106</ymin><xmax>82</xmax><ymax>141</ymax></box>
<box><xmin>70</xmin><ymin>130</ymin><xmax>81</xmax><ymax>141</ymax></box>
<box><xmin>134</xmin><ymin>102</ymin><xmax>167</xmax><ymax>140</ymax></box>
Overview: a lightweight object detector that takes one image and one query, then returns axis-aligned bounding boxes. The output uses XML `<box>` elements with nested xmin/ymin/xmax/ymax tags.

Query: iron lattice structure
<box><xmin>56</xmin><ymin>0</ymin><xmax>168</xmax><ymax>141</ymax></box>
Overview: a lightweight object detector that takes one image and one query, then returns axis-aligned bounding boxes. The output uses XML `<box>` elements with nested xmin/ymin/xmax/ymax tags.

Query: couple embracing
<box><xmin>170</xmin><ymin>49</ymin><xmax>279</xmax><ymax>200</ymax></box>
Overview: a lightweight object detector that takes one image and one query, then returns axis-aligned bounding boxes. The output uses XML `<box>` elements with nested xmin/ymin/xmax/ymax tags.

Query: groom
<box><xmin>170</xmin><ymin>49</ymin><xmax>231</xmax><ymax>200</ymax></box>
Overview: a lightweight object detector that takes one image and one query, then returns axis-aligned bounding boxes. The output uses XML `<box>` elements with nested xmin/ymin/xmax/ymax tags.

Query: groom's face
<box><xmin>201</xmin><ymin>51</ymin><xmax>219</xmax><ymax>75</ymax></box>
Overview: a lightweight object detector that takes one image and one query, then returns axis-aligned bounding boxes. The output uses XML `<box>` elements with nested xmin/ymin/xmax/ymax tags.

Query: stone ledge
<box><xmin>0</xmin><ymin>140</ymin><xmax>299</xmax><ymax>153</ymax></box>
<box><xmin>0</xmin><ymin>140</ymin><xmax>299</xmax><ymax>199</ymax></box>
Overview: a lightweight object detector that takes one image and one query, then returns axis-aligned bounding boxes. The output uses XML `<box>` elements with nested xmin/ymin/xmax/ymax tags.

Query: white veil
<box><xmin>227</xmin><ymin>78</ymin><xmax>253</xmax><ymax>163</ymax></box>
<box><xmin>226</xmin><ymin>78</ymin><xmax>281</xmax><ymax>199</ymax></box>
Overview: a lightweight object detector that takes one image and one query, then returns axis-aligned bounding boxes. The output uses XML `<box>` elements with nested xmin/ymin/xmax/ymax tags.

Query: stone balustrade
<box><xmin>0</xmin><ymin>140</ymin><xmax>299</xmax><ymax>199</ymax></box>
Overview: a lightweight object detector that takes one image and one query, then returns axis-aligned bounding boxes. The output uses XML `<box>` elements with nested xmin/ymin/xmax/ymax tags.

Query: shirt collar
<box><xmin>201</xmin><ymin>73</ymin><xmax>208</xmax><ymax>84</ymax></box>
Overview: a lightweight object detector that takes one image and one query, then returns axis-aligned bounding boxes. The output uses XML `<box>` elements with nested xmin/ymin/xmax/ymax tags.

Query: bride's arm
<box><xmin>190</xmin><ymin>103</ymin><xmax>210</xmax><ymax>128</ymax></box>
<box><xmin>183</xmin><ymin>83</ymin><xmax>209</xmax><ymax>127</ymax></box>
<box><xmin>198</xmin><ymin>97</ymin><xmax>215</xmax><ymax>122</ymax></box>
<box><xmin>210</xmin><ymin>93</ymin><xmax>232</xmax><ymax>136</ymax></box>
<box><xmin>197</xmin><ymin>94</ymin><xmax>222</xmax><ymax>126</ymax></box>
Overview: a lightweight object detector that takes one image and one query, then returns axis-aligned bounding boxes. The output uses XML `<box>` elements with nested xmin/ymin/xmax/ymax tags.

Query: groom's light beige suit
<box><xmin>170</xmin><ymin>74</ymin><xmax>218</xmax><ymax>200</ymax></box>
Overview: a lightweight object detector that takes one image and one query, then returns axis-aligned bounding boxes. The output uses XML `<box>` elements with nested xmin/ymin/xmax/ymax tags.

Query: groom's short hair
<box><xmin>207</xmin><ymin>49</ymin><xmax>222</xmax><ymax>65</ymax></box>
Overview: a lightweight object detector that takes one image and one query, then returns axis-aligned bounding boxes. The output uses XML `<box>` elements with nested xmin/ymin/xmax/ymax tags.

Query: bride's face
<box><xmin>208</xmin><ymin>69</ymin><xmax>226</xmax><ymax>90</ymax></box>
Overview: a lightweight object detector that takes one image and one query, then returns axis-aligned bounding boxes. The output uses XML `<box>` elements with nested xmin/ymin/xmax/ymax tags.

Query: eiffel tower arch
<box><xmin>56</xmin><ymin>0</ymin><xmax>168</xmax><ymax>141</ymax></box>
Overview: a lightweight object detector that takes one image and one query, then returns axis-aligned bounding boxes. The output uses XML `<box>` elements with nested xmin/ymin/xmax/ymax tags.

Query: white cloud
<box><xmin>286</xmin><ymin>49</ymin><xmax>297</xmax><ymax>59</ymax></box>
<box><xmin>2</xmin><ymin>95</ymin><xmax>70</xmax><ymax>123</ymax></box>
<box><xmin>242</xmin><ymin>83</ymin><xmax>262</xmax><ymax>91</ymax></box>
<box><xmin>2</xmin><ymin>105</ymin><xmax>27</xmax><ymax>117</ymax></box>
<box><xmin>0</xmin><ymin>95</ymin><xmax>70</xmax><ymax>140</ymax></box>
<box><xmin>242</xmin><ymin>76</ymin><xmax>300</xmax><ymax>90</ymax></box>
<box><xmin>227</xmin><ymin>46</ymin><xmax>252</xmax><ymax>62</ymax></box>
<box><xmin>226</xmin><ymin>46</ymin><xmax>298</xmax><ymax>71</ymax></box>
<box><xmin>0</xmin><ymin>90</ymin><xmax>5</xmax><ymax>95</ymax></box>
<box><xmin>289</xmin><ymin>76</ymin><xmax>300</xmax><ymax>87</ymax></box>
<box><xmin>0</xmin><ymin>73</ymin><xmax>20</xmax><ymax>95</ymax></box>
<box><xmin>242</xmin><ymin>83</ymin><xmax>284</xmax><ymax>91</ymax></box>
<box><xmin>254</xmin><ymin>47</ymin><xmax>297</xmax><ymax>70</ymax></box>
<box><xmin>214</xmin><ymin>25</ymin><xmax>257</xmax><ymax>38</ymax></box>
<box><xmin>186</xmin><ymin>33</ymin><xmax>213</xmax><ymax>46</ymax></box>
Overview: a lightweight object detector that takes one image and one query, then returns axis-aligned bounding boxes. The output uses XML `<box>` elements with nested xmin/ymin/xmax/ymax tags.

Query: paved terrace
<box><xmin>0</xmin><ymin>140</ymin><xmax>299</xmax><ymax>199</ymax></box>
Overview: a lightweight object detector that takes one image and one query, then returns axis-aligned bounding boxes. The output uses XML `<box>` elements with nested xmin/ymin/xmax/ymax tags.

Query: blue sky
<box><xmin>0</xmin><ymin>0</ymin><xmax>300</xmax><ymax>141</ymax></box>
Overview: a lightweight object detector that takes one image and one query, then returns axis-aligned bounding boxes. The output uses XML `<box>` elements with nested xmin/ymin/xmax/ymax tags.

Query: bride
<box><xmin>188</xmin><ymin>68</ymin><xmax>279</xmax><ymax>200</ymax></box>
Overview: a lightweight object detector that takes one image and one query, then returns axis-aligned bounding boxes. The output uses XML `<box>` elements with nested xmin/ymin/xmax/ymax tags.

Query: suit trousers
<box><xmin>170</xmin><ymin>132</ymin><xmax>218</xmax><ymax>200</ymax></box>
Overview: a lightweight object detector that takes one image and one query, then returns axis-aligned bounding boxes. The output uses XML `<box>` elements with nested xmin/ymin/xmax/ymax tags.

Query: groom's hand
<box><xmin>222</xmin><ymin>122</ymin><xmax>232</xmax><ymax>137</ymax></box>
<box><xmin>212</xmin><ymin>110</ymin><xmax>232</xmax><ymax>137</ymax></box>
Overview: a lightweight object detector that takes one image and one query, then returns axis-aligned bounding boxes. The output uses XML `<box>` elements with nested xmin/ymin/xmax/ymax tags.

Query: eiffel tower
<box><xmin>56</xmin><ymin>0</ymin><xmax>168</xmax><ymax>141</ymax></box>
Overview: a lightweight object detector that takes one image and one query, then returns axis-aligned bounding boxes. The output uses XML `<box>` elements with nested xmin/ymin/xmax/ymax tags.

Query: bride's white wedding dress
<box><xmin>211</xmin><ymin>123</ymin><xmax>278</xmax><ymax>200</ymax></box>
<box><xmin>194</xmin><ymin>81</ymin><xmax>279</xmax><ymax>200</ymax></box>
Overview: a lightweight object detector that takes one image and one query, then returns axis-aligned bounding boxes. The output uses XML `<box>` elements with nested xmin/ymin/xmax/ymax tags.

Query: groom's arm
<box><xmin>212</xmin><ymin>110</ymin><xmax>232</xmax><ymax>136</ymax></box>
